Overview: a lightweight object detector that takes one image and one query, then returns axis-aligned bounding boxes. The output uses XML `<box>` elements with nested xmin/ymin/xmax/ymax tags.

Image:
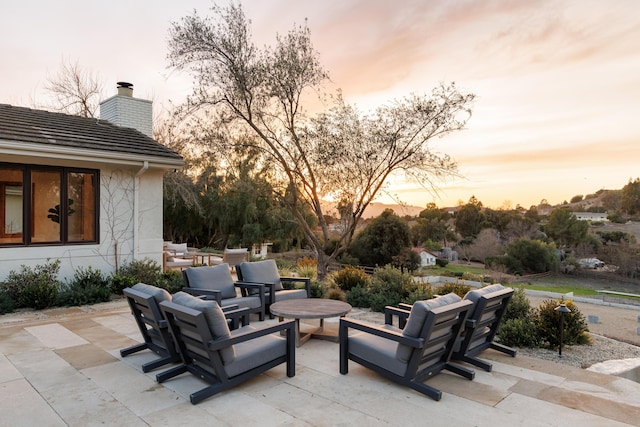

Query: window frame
<box><xmin>0</xmin><ymin>162</ymin><xmax>100</xmax><ymax>247</ymax></box>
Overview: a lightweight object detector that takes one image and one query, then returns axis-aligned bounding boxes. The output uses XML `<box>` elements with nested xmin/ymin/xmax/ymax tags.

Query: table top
<box><xmin>270</xmin><ymin>299</ymin><xmax>352</xmax><ymax>319</ymax></box>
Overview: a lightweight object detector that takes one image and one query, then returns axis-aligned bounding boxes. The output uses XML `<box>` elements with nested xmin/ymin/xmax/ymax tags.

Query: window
<box><xmin>0</xmin><ymin>164</ymin><xmax>99</xmax><ymax>246</ymax></box>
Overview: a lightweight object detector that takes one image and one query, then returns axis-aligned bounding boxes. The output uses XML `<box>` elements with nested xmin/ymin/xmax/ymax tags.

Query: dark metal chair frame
<box><xmin>119</xmin><ymin>287</ymin><xmax>180</xmax><ymax>373</ymax></box>
<box><xmin>236</xmin><ymin>261</ymin><xmax>311</xmax><ymax>318</ymax></box>
<box><xmin>120</xmin><ymin>287</ymin><xmax>250</xmax><ymax>373</ymax></box>
<box><xmin>339</xmin><ymin>299</ymin><xmax>475</xmax><ymax>401</ymax></box>
<box><xmin>157</xmin><ymin>300</ymin><xmax>296</xmax><ymax>404</ymax></box>
<box><xmin>451</xmin><ymin>287</ymin><xmax>517</xmax><ymax>371</ymax></box>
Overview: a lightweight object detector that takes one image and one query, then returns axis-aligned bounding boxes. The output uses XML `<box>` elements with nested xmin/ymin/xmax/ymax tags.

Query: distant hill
<box><xmin>320</xmin><ymin>201</ymin><xmax>425</xmax><ymax>219</ymax></box>
<box><xmin>362</xmin><ymin>203</ymin><xmax>424</xmax><ymax>219</ymax></box>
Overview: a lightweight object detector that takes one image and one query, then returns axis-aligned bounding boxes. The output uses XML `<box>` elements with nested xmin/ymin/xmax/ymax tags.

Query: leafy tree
<box><xmin>349</xmin><ymin>209</ymin><xmax>411</xmax><ymax>267</ymax></box>
<box><xmin>410</xmin><ymin>203</ymin><xmax>452</xmax><ymax>246</ymax></box>
<box><xmin>570</xmin><ymin>194</ymin><xmax>583</xmax><ymax>203</ymax></box>
<box><xmin>454</xmin><ymin>196</ymin><xmax>485</xmax><ymax>238</ymax></box>
<box><xmin>167</xmin><ymin>3</ymin><xmax>474</xmax><ymax>278</ymax></box>
<box><xmin>544</xmin><ymin>208</ymin><xmax>588</xmax><ymax>248</ymax></box>
<box><xmin>621</xmin><ymin>178</ymin><xmax>640</xmax><ymax>215</ymax></box>
<box><xmin>504</xmin><ymin>238</ymin><xmax>559</xmax><ymax>274</ymax></box>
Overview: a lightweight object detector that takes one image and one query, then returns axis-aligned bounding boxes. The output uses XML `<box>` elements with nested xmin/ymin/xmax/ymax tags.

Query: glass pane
<box><xmin>31</xmin><ymin>170</ymin><xmax>61</xmax><ymax>243</ymax></box>
<box><xmin>67</xmin><ymin>172</ymin><xmax>96</xmax><ymax>242</ymax></box>
<box><xmin>0</xmin><ymin>167</ymin><xmax>24</xmax><ymax>244</ymax></box>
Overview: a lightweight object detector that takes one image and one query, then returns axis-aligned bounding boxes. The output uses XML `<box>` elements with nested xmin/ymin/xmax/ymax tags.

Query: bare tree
<box><xmin>44</xmin><ymin>58</ymin><xmax>103</xmax><ymax>117</ymax></box>
<box><xmin>168</xmin><ymin>3</ymin><xmax>474</xmax><ymax>278</ymax></box>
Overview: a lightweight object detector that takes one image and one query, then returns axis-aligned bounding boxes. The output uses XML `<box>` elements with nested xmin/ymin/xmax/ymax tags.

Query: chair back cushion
<box><xmin>463</xmin><ymin>284</ymin><xmax>506</xmax><ymax>320</ymax></box>
<box><xmin>172</xmin><ymin>291</ymin><xmax>235</xmax><ymax>364</ymax></box>
<box><xmin>165</xmin><ymin>242</ymin><xmax>188</xmax><ymax>256</ymax></box>
<box><xmin>184</xmin><ymin>265</ymin><xmax>237</xmax><ymax>299</ymax></box>
<box><xmin>132</xmin><ymin>283</ymin><xmax>171</xmax><ymax>303</ymax></box>
<box><xmin>237</xmin><ymin>260</ymin><xmax>283</xmax><ymax>291</ymax></box>
<box><xmin>396</xmin><ymin>293</ymin><xmax>462</xmax><ymax>362</ymax></box>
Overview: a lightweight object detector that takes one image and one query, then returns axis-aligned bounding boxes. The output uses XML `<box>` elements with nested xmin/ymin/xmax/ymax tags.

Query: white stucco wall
<box><xmin>0</xmin><ymin>159</ymin><xmax>165</xmax><ymax>282</ymax></box>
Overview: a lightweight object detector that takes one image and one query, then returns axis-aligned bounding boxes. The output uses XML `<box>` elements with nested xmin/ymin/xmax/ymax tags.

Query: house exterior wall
<box><xmin>0</xmin><ymin>156</ymin><xmax>164</xmax><ymax>282</ymax></box>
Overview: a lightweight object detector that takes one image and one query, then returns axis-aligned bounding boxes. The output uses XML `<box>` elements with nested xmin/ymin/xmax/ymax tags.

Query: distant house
<box><xmin>571</xmin><ymin>212</ymin><xmax>608</xmax><ymax>222</ymax></box>
<box><xmin>0</xmin><ymin>83</ymin><xmax>183</xmax><ymax>281</ymax></box>
<box><xmin>413</xmin><ymin>248</ymin><xmax>438</xmax><ymax>267</ymax></box>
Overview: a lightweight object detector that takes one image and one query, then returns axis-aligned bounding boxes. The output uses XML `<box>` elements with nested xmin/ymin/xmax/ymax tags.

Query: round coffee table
<box><xmin>269</xmin><ymin>299</ymin><xmax>352</xmax><ymax>347</ymax></box>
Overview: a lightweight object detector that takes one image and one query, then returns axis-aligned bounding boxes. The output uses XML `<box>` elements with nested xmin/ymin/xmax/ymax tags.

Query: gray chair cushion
<box><xmin>463</xmin><ymin>284</ymin><xmax>506</xmax><ymax>320</ymax></box>
<box><xmin>396</xmin><ymin>293</ymin><xmax>462</xmax><ymax>363</ymax></box>
<box><xmin>132</xmin><ymin>283</ymin><xmax>171</xmax><ymax>303</ymax></box>
<box><xmin>238</xmin><ymin>260</ymin><xmax>283</xmax><ymax>291</ymax></box>
<box><xmin>223</xmin><ymin>325</ymin><xmax>287</xmax><ymax>377</ymax></box>
<box><xmin>349</xmin><ymin>325</ymin><xmax>407</xmax><ymax>376</ymax></box>
<box><xmin>184</xmin><ymin>264</ymin><xmax>237</xmax><ymax>299</ymax></box>
<box><xmin>172</xmin><ymin>291</ymin><xmax>235</xmax><ymax>364</ymax></box>
<box><xmin>220</xmin><ymin>296</ymin><xmax>262</xmax><ymax>310</ymax></box>
<box><xmin>270</xmin><ymin>289</ymin><xmax>307</xmax><ymax>303</ymax></box>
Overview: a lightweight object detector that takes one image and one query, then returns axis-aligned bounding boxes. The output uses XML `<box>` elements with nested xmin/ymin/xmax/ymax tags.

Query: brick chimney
<box><xmin>99</xmin><ymin>82</ymin><xmax>153</xmax><ymax>137</ymax></box>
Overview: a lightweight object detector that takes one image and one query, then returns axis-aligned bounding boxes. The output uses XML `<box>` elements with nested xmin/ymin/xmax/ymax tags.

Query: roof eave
<box><xmin>0</xmin><ymin>140</ymin><xmax>184</xmax><ymax>169</ymax></box>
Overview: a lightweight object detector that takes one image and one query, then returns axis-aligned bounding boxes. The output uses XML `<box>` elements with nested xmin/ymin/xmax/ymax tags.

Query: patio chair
<box><xmin>222</xmin><ymin>248</ymin><xmax>250</xmax><ymax>271</ymax></box>
<box><xmin>339</xmin><ymin>293</ymin><xmax>475</xmax><ymax>401</ymax></box>
<box><xmin>157</xmin><ymin>292</ymin><xmax>296</xmax><ymax>404</ymax></box>
<box><xmin>236</xmin><ymin>259</ymin><xmax>310</xmax><ymax>317</ymax></box>
<box><xmin>120</xmin><ymin>284</ymin><xmax>250</xmax><ymax>372</ymax></box>
<box><xmin>120</xmin><ymin>283</ymin><xmax>180</xmax><ymax>373</ymax></box>
<box><xmin>451</xmin><ymin>284</ymin><xmax>517</xmax><ymax>371</ymax></box>
<box><xmin>183</xmin><ymin>264</ymin><xmax>266</xmax><ymax>321</ymax></box>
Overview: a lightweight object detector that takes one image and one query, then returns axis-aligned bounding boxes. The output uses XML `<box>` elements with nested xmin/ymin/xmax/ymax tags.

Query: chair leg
<box><xmin>458</xmin><ymin>354</ymin><xmax>493</xmax><ymax>372</ymax></box>
<box><xmin>120</xmin><ymin>342</ymin><xmax>148</xmax><ymax>357</ymax></box>
<box><xmin>445</xmin><ymin>362</ymin><xmax>475</xmax><ymax>380</ymax></box>
<box><xmin>156</xmin><ymin>364</ymin><xmax>188</xmax><ymax>383</ymax></box>
<box><xmin>490</xmin><ymin>342</ymin><xmax>517</xmax><ymax>357</ymax></box>
<box><xmin>339</xmin><ymin>324</ymin><xmax>349</xmax><ymax>375</ymax></box>
<box><xmin>190</xmin><ymin>384</ymin><xmax>224</xmax><ymax>405</ymax></box>
<box><xmin>409</xmin><ymin>380</ymin><xmax>442</xmax><ymax>401</ymax></box>
<box><xmin>141</xmin><ymin>355</ymin><xmax>177</xmax><ymax>373</ymax></box>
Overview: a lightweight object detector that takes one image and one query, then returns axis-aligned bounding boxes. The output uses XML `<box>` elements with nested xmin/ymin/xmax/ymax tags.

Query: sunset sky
<box><xmin>2</xmin><ymin>0</ymin><xmax>639</xmax><ymax>209</ymax></box>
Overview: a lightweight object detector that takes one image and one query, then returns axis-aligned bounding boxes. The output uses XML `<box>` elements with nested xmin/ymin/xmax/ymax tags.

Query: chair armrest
<box><xmin>222</xmin><ymin>306</ymin><xmax>251</xmax><ymax>329</ymax></box>
<box><xmin>281</xmin><ymin>276</ymin><xmax>311</xmax><ymax>294</ymax></box>
<box><xmin>339</xmin><ymin>318</ymin><xmax>424</xmax><ymax>348</ymax></box>
<box><xmin>384</xmin><ymin>306</ymin><xmax>411</xmax><ymax>328</ymax></box>
<box><xmin>207</xmin><ymin>319</ymin><xmax>296</xmax><ymax>350</ymax></box>
<box><xmin>182</xmin><ymin>287</ymin><xmax>223</xmax><ymax>304</ymax></box>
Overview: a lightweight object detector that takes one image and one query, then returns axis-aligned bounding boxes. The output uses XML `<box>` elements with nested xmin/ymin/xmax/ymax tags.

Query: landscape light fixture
<box><xmin>554</xmin><ymin>303</ymin><xmax>571</xmax><ymax>357</ymax></box>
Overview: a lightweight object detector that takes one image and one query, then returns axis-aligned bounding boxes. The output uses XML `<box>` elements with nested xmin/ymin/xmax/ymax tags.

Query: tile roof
<box><xmin>0</xmin><ymin>104</ymin><xmax>182</xmax><ymax>163</ymax></box>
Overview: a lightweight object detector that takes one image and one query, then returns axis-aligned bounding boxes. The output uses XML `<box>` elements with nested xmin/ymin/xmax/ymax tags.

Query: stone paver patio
<box><xmin>1</xmin><ymin>299</ymin><xmax>640</xmax><ymax>426</ymax></box>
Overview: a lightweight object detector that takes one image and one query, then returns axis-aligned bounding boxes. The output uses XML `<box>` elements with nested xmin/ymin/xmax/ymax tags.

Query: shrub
<box><xmin>0</xmin><ymin>291</ymin><xmax>15</xmax><ymax>315</ymax></box>
<box><xmin>434</xmin><ymin>282</ymin><xmax>471</xmax><ymax>298</ymax></box>
<box><xmin>295</xmin><ymin>257</ymin><xmax>317</xmax><ymax>279</ymax></box>
<box><xmin>405</xmin><ymin>283</ymin><xmax>433</xmax><ymax>305</ymax></box>
<box><xmin>330</xmin><ymin>266</ymin><xmax>371</xmax><ymax>292</ymax></box>
<box><xmin>109</xmin><ymin>274</ymin><xmax>137</xmax><ymax>295</ymax></box>
<box><xmin>309</xmin><ymin>280</ymin><xmax>324</xmax><ymax>298</ymax></box>
<box><xmin>158</xmin><ymin>270</ymin><xmax>185</xmax><ymax>294</ymax></box>
<box><xmin>534</xmin><ymin>298</ymin><xmax>591</xmax><ymax>348</ymax></box>
<box><xmin>57</xmin><ymin>266</ymin><xmax>111</xmax><ymax>306</ymax></box>
<box><xmin>118</xmin><ymin>259</ymin><xmax>162</xmax><ymax>286</ymax></box>
<box><xmin>368</xmin><ymin>265</ymin><xmax>413</xmax><ymax>312</ymax></box>
<box><xmin>1</xmin><ymin>260</ymin><xmax>61</xmax><ymax>309</ymax></box>
<box><xmin>503</xmin><ymin>286</ymin><xmax>531</xmax><ymax>321</ymax></box>
<box><xmin>345</xmin><ymin>285</ymin><xmax>371</xmax><ymax>308</ymax></box>
<box><xmin>326</xmin><ymin>287</ymin><xmax>346</xmax><ymax>301</ymax></box>
<box><xmin>497</xmin><ymin>318</ymin><xmax>541</xmax><ymax>348</ymax></box>
<box><xmin>435</xmin><ymin>258</ymin><xmax>449</xmax><ymax>267</ymax></box>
